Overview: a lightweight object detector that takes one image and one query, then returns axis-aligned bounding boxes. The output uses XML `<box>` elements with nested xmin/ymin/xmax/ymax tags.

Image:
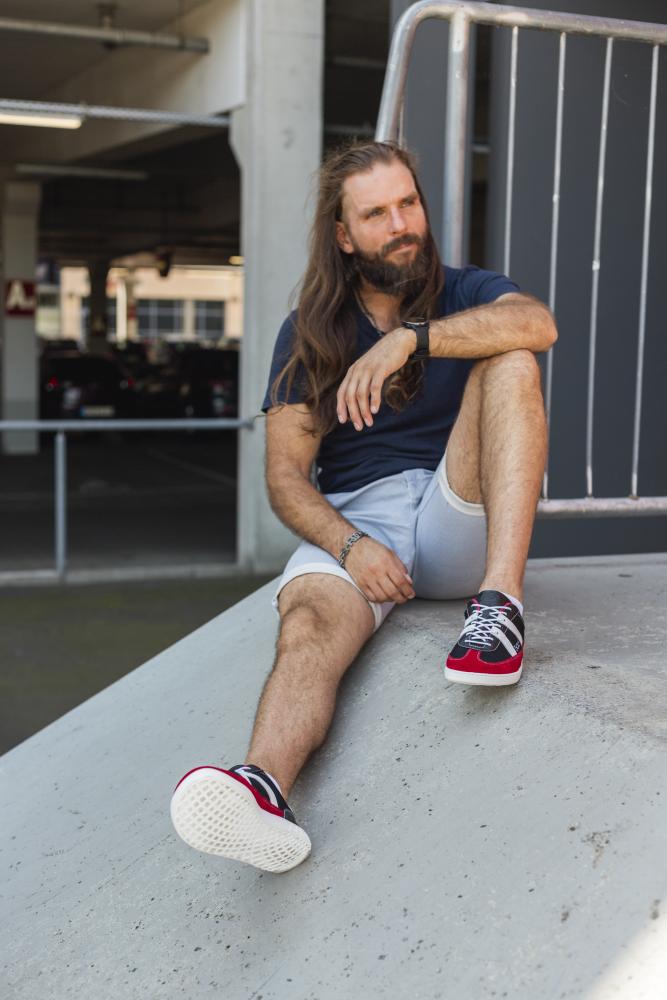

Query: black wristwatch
<box><xmin>403</xmin><ymin>318</ymin><xmax>430</xmax><ymax>358</ymax></box>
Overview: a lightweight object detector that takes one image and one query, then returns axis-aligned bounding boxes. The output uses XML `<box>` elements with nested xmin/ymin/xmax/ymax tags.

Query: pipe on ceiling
<box><xmin>0</xmin><ymin>15</ymin><xmax>209</xmax><ymax>53</ymax></box>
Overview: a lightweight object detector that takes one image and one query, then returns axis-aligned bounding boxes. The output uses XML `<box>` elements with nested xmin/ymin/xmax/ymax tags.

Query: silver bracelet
<box><xmin>338</xmin><ymin>530</ymin><xmax>368</xmax><ymax>568</ymax></box>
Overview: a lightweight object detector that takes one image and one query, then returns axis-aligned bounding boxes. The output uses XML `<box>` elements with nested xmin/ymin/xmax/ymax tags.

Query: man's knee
<box><xmin>476</xmin><ymin>349</ymin><xmax>542</xmax><ymax>388</ymax></box>
<box><xmin>278</xmin><ymin>600</ymin><xmax>328</xmax><ymax>649</ymax></box>
<box><xmin>277</xmin><ymin>573</ymin><xmax>373</xmax><ymax>644</ymax></box>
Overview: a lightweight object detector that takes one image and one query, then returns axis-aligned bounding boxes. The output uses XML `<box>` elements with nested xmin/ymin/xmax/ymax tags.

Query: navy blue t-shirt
<box><xmin>262</xmin><ymin>265</ymin><xmax>519</xmax><ymax>494</ymax></box>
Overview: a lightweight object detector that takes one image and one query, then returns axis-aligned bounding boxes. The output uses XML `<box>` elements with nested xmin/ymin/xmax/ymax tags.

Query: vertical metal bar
<box><xmin>631</xmin><ymin>44</ymin><xmax>659</xmax><ymax>499</ymax></box>
<box><xmin>503</xmin><ymin>26</ymin><xmax>519</xmax><ymax>276</ymax></box>
<box><xmin>586</xmin><ymin>36</ymin><xmax>613</xmax><ymax>499</ymax></box>
<box><xmin>55</xmin><ymin>431</ymin><xmax>67</xmax><ymax>579</ymax></box>
<box><xmin>398</xmin><ymin>98</ymin><xmax>406</xmax><ymax>148</ymax></box>
<box><xmin>442</xmin><ymin>10</ymin><xmax>471</xmax><ymax>267</ymax></box>
<box><xmin>542</xmin><ymin>31</ymin><xmax>567</xmax><ymax>500</ymax></box>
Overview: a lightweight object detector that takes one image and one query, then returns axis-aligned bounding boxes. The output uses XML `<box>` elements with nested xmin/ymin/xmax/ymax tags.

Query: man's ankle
<box><xmin>242</xmin><ymin>760</ymin><xmax>291</xmax><ymax>799</ymax></box>
<box><xmin>476</xmin><ymin>585</ymin><xmax>524</xmax><ymax>616</ymax></box>
<box><xmin>478</xmin><ymin>582</ymin><xmax>523</xmax><ymax>604</ymax></box>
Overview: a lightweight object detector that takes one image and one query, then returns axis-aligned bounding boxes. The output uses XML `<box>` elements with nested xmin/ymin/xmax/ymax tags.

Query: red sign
<box><xmin>5</xmin><ymin>279</ymin><xmax>37</xmax><ymax>317</ymax></box>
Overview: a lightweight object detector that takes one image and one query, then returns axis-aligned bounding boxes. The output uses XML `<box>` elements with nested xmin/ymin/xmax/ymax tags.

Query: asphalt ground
<box><xmin>0</xmin><ymin>574</ymin><xmax>273</xmax><ymax>756</ymax></box>
<box><xmin>0</xmin><ymin>432</ymin><xmax>238</xmax><ymax>572</ymax></box>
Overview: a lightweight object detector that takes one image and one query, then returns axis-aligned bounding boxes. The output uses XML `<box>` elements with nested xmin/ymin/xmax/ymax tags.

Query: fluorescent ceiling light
<box><xmin>0</xmin><ymin>110</ymin><xmax>82</xmax><ymax>129</ymax></box>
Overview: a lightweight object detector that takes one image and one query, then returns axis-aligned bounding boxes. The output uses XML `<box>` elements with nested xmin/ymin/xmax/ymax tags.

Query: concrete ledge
<box><xmin>2</xmin><ymin>554</ymin><xmax>667</xmax><ymax>999</ymax></box>
<box><xmin>0</xmin><ymin>562</ymin><xmax>246</xmax><ymax>588</ymax></box>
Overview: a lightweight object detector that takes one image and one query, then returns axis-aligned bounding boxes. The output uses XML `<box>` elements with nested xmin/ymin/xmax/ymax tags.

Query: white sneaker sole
<box><xmin>444</xmin><ymin>664</ymin><xmax>523</xmax><ymax>686</ymax></box>
<box><xmin>170</xmin><ymin>768</ymin><xmax>311</xmax><ymax>873</ymax></box>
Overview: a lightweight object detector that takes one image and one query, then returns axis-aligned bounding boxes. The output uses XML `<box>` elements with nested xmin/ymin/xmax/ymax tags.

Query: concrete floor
<box><xmin>1</xmin><ymin>553</ymin><xmax>666</xmax><ymax>999</ymax></box>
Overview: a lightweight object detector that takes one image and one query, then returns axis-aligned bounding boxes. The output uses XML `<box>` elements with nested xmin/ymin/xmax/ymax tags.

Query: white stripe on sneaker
<box><xmin>244</xmin><ymin>772</ymin><xmax>280</xmax><ymax>807</ymax></box>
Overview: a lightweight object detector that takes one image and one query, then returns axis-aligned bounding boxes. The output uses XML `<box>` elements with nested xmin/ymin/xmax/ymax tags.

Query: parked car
<box><xmin>178</xmin><ymin>348</ymin><xmax>239</xmax><ymax>418</ymax></box>
<box><xmin>110</xmin><ymin>342</ymin><xmax>151</xmax><ymax>379</ymax></box>
<box><xmin>134</xmin><ymin>361</ymin><xmax>184</xmax><ymax>419</ymax></box>
<box><xmin>40</xmin><ymin>352</ymin><xmax>137</xmax><ymax>420</ymax></box>
<box><xmin>39</xmin><ymin>337</ymin><xmax>83</xmax><ymax>356</ymax></box>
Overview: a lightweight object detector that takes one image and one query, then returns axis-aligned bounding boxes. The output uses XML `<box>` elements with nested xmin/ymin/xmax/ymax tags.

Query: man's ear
<box><xmin>336</xmin><ymin>221</ymin><xmax>354</xmax><ymax>255</ymax></box>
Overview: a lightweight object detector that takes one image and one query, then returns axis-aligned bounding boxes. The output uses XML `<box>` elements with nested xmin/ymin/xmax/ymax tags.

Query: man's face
<box><xmin>336</xmin><ymin>159</ymin><xmax>430</xmax><ymax>294</ymax></box>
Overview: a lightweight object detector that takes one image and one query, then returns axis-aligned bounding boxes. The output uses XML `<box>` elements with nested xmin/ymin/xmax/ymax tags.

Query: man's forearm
<box><xmin>425</xmin><ymin>294</ymin><xmax>557</xmax><ymax>359</ymax></box>
<box><xmin>268</xmin><ymin>471</ymin><xmax>357</xmax><ymax>559</ymax></box>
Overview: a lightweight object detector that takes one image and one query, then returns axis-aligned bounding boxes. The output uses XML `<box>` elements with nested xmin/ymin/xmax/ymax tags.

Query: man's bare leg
<box><xmin>246</xmin><ymin>573</ymin><xmax>375</xmax><ymax>798</ymax></box>
<box><xmin>445</xmin><ymin>349</ymin><xmax>548</xmax><ymax>602</ymax></box>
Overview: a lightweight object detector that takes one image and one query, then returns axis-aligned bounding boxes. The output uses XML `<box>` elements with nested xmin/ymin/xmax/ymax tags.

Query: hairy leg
<box><xmin>445</xmin><ymin>349</ymin><xmax>548</xmax><ymax>602</ymax></box>
<box><xmin>246</xmin><ymin>573</ymin><xmax>375</xmax><ymax>798</ymax></box>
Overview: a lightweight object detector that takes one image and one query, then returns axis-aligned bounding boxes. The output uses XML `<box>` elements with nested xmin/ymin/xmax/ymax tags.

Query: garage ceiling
<box><xmin>0</xmin><ymin>0</ymin><xmax>390</xmax><ymax>266</ymax></box>
<box><xmin>0</xmin><ymin>1</ymin><xmax>211</xmax><ymax>100</ymax></box>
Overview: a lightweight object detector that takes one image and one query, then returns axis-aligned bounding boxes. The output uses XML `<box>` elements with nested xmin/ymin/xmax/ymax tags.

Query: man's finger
<box><xmin>355</xmin><ymin>370</ymin><xmax>375</xmax><ymax>426</ymax></box>
<box><xmin>362</xmin><ymin>584</ymin><xmax>382</xmax><ymax>605</ymax></box>
<box><xmin>378</xmin><ymin>574</ymin><xmax>404</xmax><ymax>603</ymax></box>
<box><xmin>370</xmin><ymin>374</ymin><xmax>384</xmax><ymax>415</ymax></box>
<box><xmin>337</xmin><ymin>374</ymin><xmax>352</xmax><ymax>423</ymax></box>
<box><xmin>392</xmin><ymin>555</ymin><xmax>412</xmax><ymax>581</ymax></box>
<box><xmin>387</xmin><ymin>567</ymin><xmax>415</xmax><ymax>601</ymax></box>
<box><xmin>345</xmin><ymin>379</ymin><xmax>364</xmax><ymax>431</ymax></box>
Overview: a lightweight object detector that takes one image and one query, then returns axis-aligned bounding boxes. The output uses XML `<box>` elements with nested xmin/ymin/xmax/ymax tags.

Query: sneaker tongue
<box><xmin>476</xmin><ymin>589</ymin><xmax>512</xmax><ymax>607</ymax></box>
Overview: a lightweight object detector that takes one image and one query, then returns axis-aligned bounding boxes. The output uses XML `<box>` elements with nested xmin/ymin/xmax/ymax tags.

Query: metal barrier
<box><xmin>376</xmin><ymin>1</ymin><xmax>667</xmax><ymax>519</ymax></box>
<box><xmin>0</xmin><ymin>418</ymin><xmax>253</xmax><ymax>580</ymax></box>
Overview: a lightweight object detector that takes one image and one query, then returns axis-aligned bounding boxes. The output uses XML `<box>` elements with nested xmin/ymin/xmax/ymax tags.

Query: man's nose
<box><xmin>388</xmin><ymin>207</ymin><xmax>407</xmax><ymax>233</ymax></box>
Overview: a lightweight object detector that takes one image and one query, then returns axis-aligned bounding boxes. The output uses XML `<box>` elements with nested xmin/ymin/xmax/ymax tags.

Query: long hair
<box><xmin>270</xmin><ymin>141</ymin><xmax>443</xmax><ymax>436</ymax></box>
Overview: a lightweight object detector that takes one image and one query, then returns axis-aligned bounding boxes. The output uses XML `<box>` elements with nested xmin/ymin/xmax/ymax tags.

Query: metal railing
<box><xmin>0</xmin><ymin>418</ymin><xmax>253</xmax><ymax>580</ymax></box>
<box><xmin>377</xmin><ymin>1</ymin><xmax>667</xmax><ymax>519</ymax></box>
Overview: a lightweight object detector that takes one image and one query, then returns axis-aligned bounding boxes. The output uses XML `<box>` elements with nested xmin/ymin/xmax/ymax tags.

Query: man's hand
<box><xmin>344</xmin><ymin>535</ymin><xmax>415</xmax><ymax>604</ymax></box>
<box><xmin>336</xmin><ymin>328</ymin><xmax>414</xmax><ymax>431</ymax></box>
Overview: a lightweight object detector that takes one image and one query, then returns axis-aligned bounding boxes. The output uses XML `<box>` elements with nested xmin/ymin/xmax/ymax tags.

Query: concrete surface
<box><xmin>1</xmin><ymin>553</ymin><xmax>666</xmax><ymax>1000</ymax></box>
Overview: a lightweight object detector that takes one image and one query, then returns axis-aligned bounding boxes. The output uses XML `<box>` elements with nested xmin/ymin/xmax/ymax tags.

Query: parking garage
<box><xmin>0</xmin><ymin>1</ymin><xmax>665</xmax><ymax>581</ymax></box>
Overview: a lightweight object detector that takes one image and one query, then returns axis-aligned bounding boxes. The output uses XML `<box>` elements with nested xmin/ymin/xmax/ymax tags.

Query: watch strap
<box><xmin>403</xmin><ymin>319</ymin><xmax>430</xmax><ymax>358</ymax></box>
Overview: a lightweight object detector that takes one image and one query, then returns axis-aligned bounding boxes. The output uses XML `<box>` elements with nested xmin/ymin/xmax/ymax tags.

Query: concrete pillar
<box><xmin>1</xmin><ymin>181</ymin><xmax>41</xmax><ymax>454</ymax></box>
<box><xmin>125</xmin><ymin>272</ymin><xmax>139</xmax><ymax>342</ymax></box>
<box><xmin>87</xmin><ymin>259</ymin><xmax>110</xmax><ymax>355</ymax></box>
<box><xmin>231</xmin><ymin>0</ymin><xmax>324</xmax><ymax>572</ymax></box>
<box><xmin>226</xmin><ymin>284</ymin><xmax>243</xmax><ymax>341</ymax></box>
<box><xmin>183</xmin><ymin>298</ymin><xmax>196</xmax><ymax>341</ymax></box>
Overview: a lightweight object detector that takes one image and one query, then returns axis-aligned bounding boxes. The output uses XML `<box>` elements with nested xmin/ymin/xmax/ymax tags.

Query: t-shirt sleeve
<box><xmin>457</xmin><ymin>265</ymin><xmax>520</xmax><ymax>308</ymax></box>
<box><xmin>261</xmin><ymin>313</ymin><xmax>308</xmax><ymax>412</ymax></box>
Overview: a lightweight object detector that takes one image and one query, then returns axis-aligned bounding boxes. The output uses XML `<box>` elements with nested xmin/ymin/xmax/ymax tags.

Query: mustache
<box><xmin>381</xmin><ymin>233</ymin><xmax>423</xmax><ymax>257</ymax></box>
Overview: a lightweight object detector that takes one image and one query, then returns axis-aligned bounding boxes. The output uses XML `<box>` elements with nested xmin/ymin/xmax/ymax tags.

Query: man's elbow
<box><xmin>533</xmin><ymin>301</ymin><xmax>558</xmax><ymax>351</ymax></box>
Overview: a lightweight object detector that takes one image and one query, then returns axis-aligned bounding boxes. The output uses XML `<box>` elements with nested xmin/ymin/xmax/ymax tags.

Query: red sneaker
<box><xmin>445</xmin><ymin>590</ymin><xmax>524</xmax><ymax>686</ymax></box>
<box><xmin>170</xmin><ymin>764</ymin><xmax>311</xmax><ymax>872</ymax></box>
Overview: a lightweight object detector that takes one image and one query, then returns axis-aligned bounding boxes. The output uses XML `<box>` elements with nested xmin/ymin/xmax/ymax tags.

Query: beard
<box><xmin>351</xmin><ymin>231</ymin><xmax>432</xmax><ymax>297</ymax></box>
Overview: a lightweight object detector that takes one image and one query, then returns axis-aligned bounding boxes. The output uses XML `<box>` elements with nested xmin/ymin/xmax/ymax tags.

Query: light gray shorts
<box><xmin>272</xmin><ymin>448</ymin><xmax>487</xmax><ymax>632</ymax></box>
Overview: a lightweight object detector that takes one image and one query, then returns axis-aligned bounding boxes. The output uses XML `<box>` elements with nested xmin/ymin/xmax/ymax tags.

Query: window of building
<box><xmin>136</xmin><ymin>299</ymin><xmax>184</xmax><ymax>338</ymax></box>
<box><xmin>194</xmin><ymin>300</ymin><xmax>225</xmax><ymax>338</ymax></box>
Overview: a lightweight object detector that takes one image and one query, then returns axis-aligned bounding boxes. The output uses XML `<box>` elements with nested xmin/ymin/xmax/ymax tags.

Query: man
<box><xmin>170</xmin><ymin>141</ymin><xmax>557</xmax><ymax>874</ymax></box>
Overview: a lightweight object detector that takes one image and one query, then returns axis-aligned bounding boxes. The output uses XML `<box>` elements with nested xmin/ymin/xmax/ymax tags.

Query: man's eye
<box><xmin>402</xmin><ymin>197</ymin><xmax>417</xmax><ymax>208</ymax></box>
<box><xmin>368</xmin><ymin>208</ymin><xmax>383</xmax><ymax>218</ymax></box>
